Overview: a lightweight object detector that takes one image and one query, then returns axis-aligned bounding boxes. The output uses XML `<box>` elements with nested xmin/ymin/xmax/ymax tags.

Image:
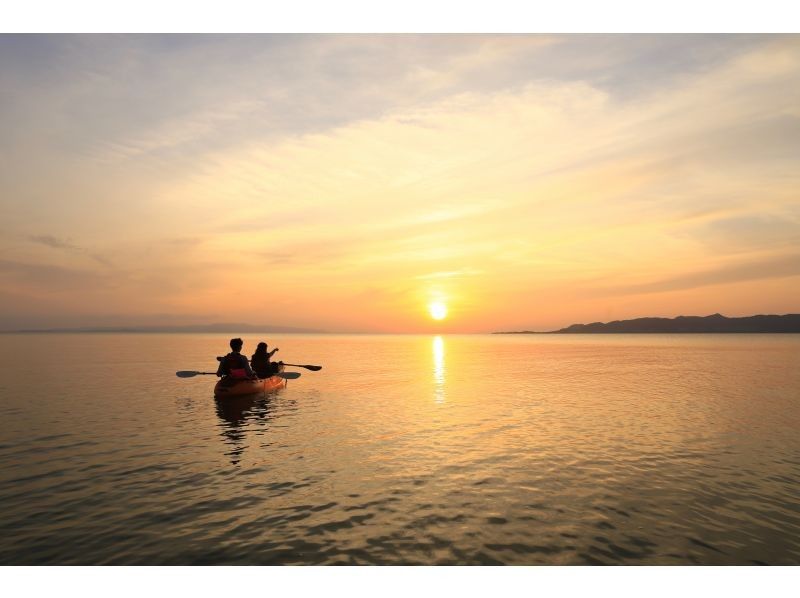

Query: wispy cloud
<box><xmin>1</xmin><ymin>35</ymin><xmax>799</xmax><ymax>330</ymax></box>
<box><xmin>28</xmin><ymin>234</ymin><xmax>80</xmax><ymax>251</ymax></box>
<box><xmin>415</xmin><ymin>268</ymin><xmax>483</xmax><ymax>280</ymax></box>
<box><xmin>28</xmin><ymin>233</ymin><xmax>113</xmax><ymax>267</ymax></box>
<box><xmin>593</xmin><ymin>252</ymin><xmax>800</xmax><ymax>296</ymax></box>
<box><xmin>0</xmin><ymin>258</ymin><xmax>111</xmax><ymax>291</ymax></box>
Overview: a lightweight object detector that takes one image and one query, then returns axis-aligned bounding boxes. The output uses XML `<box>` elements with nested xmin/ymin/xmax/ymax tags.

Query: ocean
<box><xmin>1</xmin><ymin>332</ymin><xmax>799</xmax><ymax>564</ymax></box>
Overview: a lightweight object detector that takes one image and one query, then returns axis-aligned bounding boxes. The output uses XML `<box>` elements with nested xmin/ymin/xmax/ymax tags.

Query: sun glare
<box><xmin>429</xmin><ymin>301</ymin><xmax>448</xmax><ymax>320</ymax></box>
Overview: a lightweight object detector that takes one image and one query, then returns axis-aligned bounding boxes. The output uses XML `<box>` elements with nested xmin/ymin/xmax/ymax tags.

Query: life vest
<box><xmin>223</xmin><ymin>352</ymin><xmax>248</xmax><ymax>379</ymax></box>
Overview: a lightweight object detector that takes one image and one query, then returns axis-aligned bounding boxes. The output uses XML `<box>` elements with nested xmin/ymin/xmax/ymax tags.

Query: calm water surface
<box><xmin>1</xmin><ymin>333</ymin><xmax>799</xmax><ymax>565</ymax></box>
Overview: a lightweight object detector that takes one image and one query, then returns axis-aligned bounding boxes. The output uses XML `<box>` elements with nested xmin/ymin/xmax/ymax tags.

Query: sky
<box><xmin>1</xmin><ymin>34</ymin><xmax>799</xmax><ymax>333</ymax></box>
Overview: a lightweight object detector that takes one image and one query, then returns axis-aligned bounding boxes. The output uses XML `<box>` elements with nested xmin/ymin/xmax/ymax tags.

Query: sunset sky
<box><xmin>1</xmin><ymin>34</ymin><xmax>799</xmax><ymax>332</ymax></box>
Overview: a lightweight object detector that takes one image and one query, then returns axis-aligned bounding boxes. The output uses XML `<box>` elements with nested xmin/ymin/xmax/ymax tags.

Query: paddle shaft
<box><xmin>176</xmin><ymin>370</ymin><xmax>299</xmax><ymax>380</ymax></box>
<box><xmin>214</xmin><ymin>356</ymin><xmax>321</xmax><ymax>371</ymax></box>
<box><xmin>281</xmin><ymin>363</ymin><xmax>322</xmax><ymax>371</ymax></box>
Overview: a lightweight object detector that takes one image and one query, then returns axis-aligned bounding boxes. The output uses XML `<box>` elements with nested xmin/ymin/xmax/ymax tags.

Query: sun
<box><xmin>429</xmin><ymin>301</ymin><xmax>448</xmax><ymax>321</ymax></box>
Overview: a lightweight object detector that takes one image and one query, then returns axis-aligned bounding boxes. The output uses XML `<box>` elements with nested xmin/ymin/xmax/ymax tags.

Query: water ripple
<box><xmin>2</xmin><ymin>333</ymin><xmax>800</xmax><ymax>564</ymax></box>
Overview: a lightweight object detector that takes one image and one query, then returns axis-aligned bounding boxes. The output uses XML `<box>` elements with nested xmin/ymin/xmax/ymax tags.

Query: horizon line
<box><xmin>4</xmin><ymin>312</ymin><xmax>799</xmax><ymax>335</ymax></box>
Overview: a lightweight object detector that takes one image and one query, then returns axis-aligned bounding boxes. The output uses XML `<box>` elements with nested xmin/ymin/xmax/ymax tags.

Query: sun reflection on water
<box><xmin>433</xmin><ymin>335</ymin><xmax>445</xmax><ymax>403</ymax></box>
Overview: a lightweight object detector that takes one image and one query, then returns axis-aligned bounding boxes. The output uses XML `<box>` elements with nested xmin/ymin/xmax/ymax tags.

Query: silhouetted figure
<box><xmin>216</xmin><ymin>338</ymin><xmax>255</xmax><ymax>379</ymax></box>
<box><xmin>251</xmin><ymin>341</ymin><xmax>281</xmax><ymax>378</ymax></box>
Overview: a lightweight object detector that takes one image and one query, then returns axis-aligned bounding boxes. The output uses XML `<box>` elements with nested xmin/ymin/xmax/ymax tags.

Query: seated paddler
<box><xmin>251</xmin><ymin>342</ymin><xmax>281</xmax><ymax>378</ymax></box>
<box><xmin>216</xmin><ymin>338</ymin><xmax>256</xmax><ymax>379</ymax></box>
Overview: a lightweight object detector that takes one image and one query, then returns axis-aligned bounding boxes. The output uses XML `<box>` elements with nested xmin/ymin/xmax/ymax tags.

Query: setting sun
<box><xmin>429</xmin><ymin>301</ymin><xmax>448</xmax><ymax>321</ymax></box>
<box><xmin>1</xmin><ymin>34</ymin><xmax>799</xmax><ymax>336</ymax></box>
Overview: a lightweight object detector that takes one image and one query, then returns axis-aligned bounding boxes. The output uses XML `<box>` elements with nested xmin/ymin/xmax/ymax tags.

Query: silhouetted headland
<box><xmin>496</xmin><ymin>313</ymin><xmax>800</xmax><ymax>334</ymax></box>
<box><xmin>3</xmin><ymin>323</ymin><xmax>324</xmax><ymax>334</ymax></box>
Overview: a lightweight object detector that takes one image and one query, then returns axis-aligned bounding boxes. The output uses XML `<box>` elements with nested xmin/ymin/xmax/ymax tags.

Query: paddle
<box><xmin>276</xmin><ymin>371</ymin><xmax>301</xmax><ymax>379</ymax></box>
<box><xmin>281</xmin><ymin>363</ymin><xmax>322</xmax><ymax>371</ymax></box>
<box><xmin>176</xmin><ymin>370</ymin><xmax>301</xmax><ymax>380</ymax></box>
<box><xmin>214</xmin><ymin>356</ymin><xmax>322</xmax><ymax>371</ymax></box>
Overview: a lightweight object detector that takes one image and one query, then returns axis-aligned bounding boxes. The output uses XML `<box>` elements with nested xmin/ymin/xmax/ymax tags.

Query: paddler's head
<box><xmin>229</xmin><ymin>337</ymin><xmax>244</xmax><ymax>353</ymax></box>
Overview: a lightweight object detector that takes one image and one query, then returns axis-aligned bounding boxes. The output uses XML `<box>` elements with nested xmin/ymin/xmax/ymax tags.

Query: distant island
<box><xmin>496</xmin><ymin>313</ymin><xmax>800</xmax><ymax>334</ymax></box>
<box><xmin>3</xmin><ymin>323</ymin><xmax>325</xmax><ymax>334</ymax></box>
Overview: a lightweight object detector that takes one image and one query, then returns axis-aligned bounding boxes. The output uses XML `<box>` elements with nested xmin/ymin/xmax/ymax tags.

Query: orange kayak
<box><xmin>213</xmin><ymin>366</ymin><xmax>286</xmax><ymax>399</ymax></box>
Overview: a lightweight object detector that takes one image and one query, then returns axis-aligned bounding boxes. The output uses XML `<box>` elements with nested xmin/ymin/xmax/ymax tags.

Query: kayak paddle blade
<box><xmin>176</xmin><ymin>371</ymin><xmax>217</xmax><ymax>377</ymax></box>
<box><xmin>276</xmin><ymin>371</ymin><xmax>301</xmax><ymax>380</ymax></box>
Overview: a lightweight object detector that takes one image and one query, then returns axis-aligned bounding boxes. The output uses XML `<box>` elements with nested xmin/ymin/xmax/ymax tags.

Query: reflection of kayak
<box><xmin>214</xmin><ymin>366</ymin><xmax>286</xmax><ymax>399</ymax></box>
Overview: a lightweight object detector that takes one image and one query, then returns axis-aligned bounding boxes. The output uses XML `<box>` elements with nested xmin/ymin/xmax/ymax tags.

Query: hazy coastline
<box><xmin>496</xmin><ymin>313</ymin><xmax>800</xmax><ymax>334</ymax></box>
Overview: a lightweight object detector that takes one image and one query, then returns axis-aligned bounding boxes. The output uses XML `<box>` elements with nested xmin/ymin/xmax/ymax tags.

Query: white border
<box><xmin>3</xmin><ymin>566</ymin><xmax>800</xmax><ymax>598</ymax></box>
<box><xmin>3</xmin><ymin>0</ymin><xmax>799</xmax><ymax>592</ymax></box>
<box><xmin>1</xmin><ymin>0</ymin><xmax>799</xmax><ymax>32</ymax></box>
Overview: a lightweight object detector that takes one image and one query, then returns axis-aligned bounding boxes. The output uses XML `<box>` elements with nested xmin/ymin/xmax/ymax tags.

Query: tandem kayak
<box><xmin>213</xmin><ymin>366</ymin><xmax>286</xmax><ymax>399</ymax></box>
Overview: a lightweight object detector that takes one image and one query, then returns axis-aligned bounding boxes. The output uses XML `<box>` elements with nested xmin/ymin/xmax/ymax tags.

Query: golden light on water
<box><xmin>433</xmin><ymin>335</ymin><xmax>445</xmax><ymax>403</ymax></box>
<box><xmin>429</xmin><ymin>301</ymin><xmax>448</xmax><ymax>321</ymax></box>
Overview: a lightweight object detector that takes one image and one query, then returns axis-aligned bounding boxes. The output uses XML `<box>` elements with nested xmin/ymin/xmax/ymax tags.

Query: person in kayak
<box><xmin>217</xmin><ymin>338</ymin><xmax>255</xmax><ymax>379</ymax></box>
<box><xmin>251</xmin><ymin>342</ymin><xmax>281</xmax><ymax>378</ymax></box>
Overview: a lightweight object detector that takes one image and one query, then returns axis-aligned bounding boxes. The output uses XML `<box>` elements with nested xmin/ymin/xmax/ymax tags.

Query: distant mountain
<box><xmin>497</xmin><ymin>313</ymin><xmax>800</xmax><ymax>334</ymax></box>
<box><xmin>4</xmin><ymin>322</ymin><xmax>325</xmax><ymax>334</ymax></box>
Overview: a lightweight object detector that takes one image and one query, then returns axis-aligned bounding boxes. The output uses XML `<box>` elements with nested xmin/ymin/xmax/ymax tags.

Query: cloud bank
<box><xmin>0</xmin><ymin>34</ymin><xmax>798</xmax><ymax>331</ymax></box>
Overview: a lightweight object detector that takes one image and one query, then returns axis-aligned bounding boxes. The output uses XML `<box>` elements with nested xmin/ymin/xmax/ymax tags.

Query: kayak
<box><xmin>213</xmin><ymin>366</ymin><xmax>286</xmax><ymax>399</ymax></box>
<box><xmin>213</xmin><ymin>375</ymin><xmax>286</xmax><ymax>398</ymax></box>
